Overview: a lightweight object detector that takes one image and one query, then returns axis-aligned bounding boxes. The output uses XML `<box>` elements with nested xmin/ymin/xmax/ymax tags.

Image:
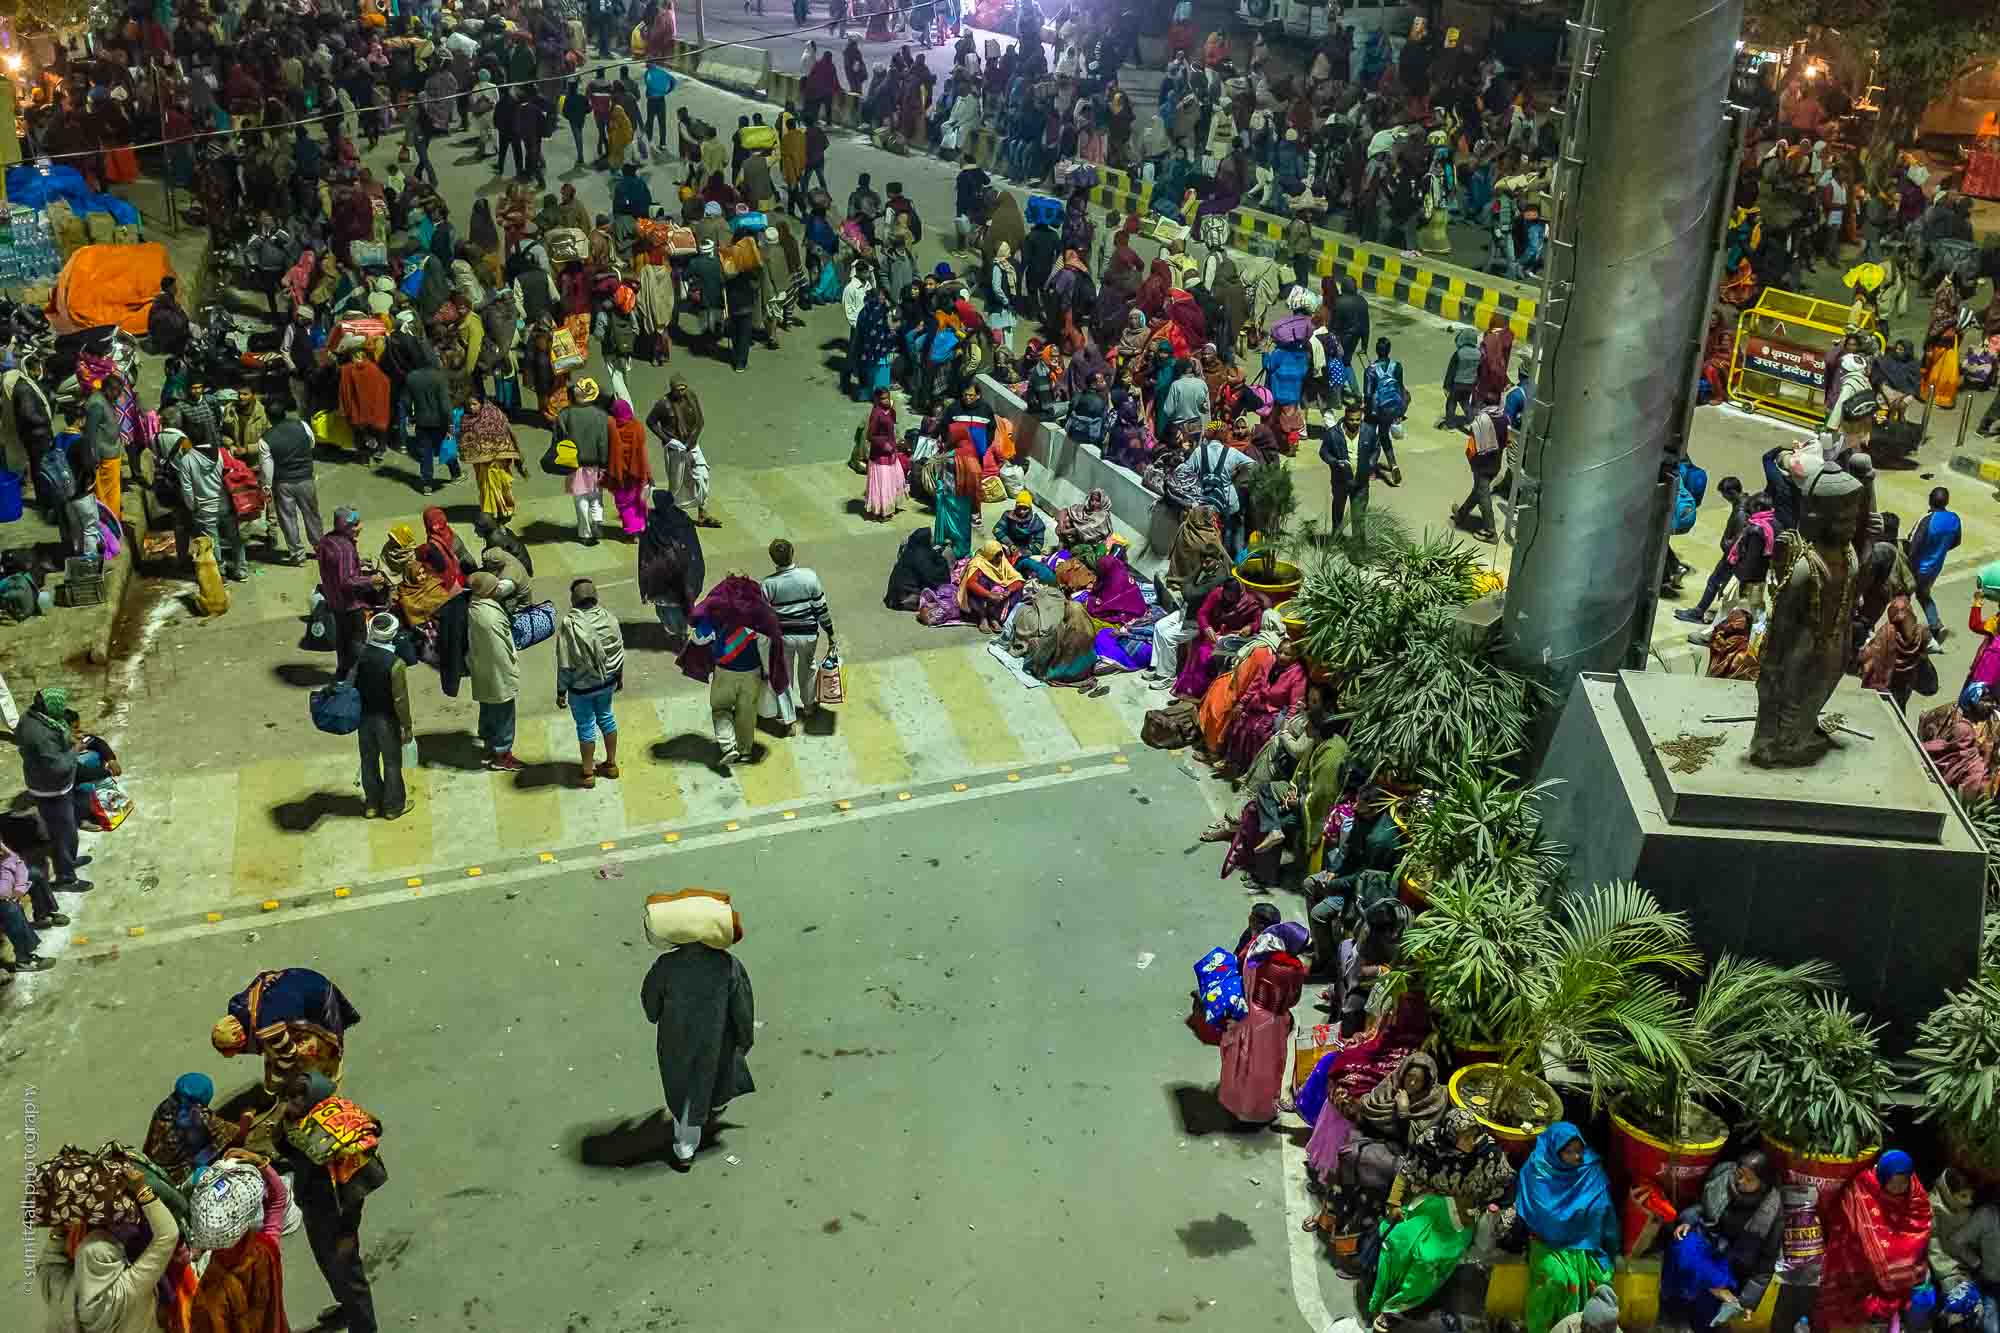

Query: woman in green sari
<box><xmin>1368</xmin><ymin>1108</ymin><xmax>1517</xmax><ymax>1330</ymax></box>
<box><xmin>932</xmin><ymin>434</ymin><xmax>980</xmax><ymax>560</ymax></box>
<box><xmin>1515</xmin><ymin>1122</ymin><xmax>1621</xmax><ymax>1333</ymax></box>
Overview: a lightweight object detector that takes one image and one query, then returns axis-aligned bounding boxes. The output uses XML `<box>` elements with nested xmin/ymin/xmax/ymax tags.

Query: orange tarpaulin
<box><xmin>49</xmin><ymin>243</ymin><xmax>175</xmax><ymax>335</ymax></box>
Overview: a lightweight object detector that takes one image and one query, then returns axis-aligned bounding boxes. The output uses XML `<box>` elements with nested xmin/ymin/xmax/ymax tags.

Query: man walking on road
<box><xmin>356</xmin><ymin>613</ymin><xmax>413</xmax><ymax>820</ymax></box>
<box><xmin>761</xmin><ymin>540</ymin><xmax>836</xmax><ymax>733</ymax></box>
<box><xmin>468</xmin><ymin>572</ymin><xmax>525</xmax><ymax>771</ymax></box>
<box><xmin>250</xmin><ymin>401</ymin><xmax>325</xmax><ymax>565</ymax></box>
<box><xmin>277</xmin><ymin>1071</ymin><xmax>386</xmax><ymax>1333</ymax></box>
<box><xmin>1907</xmin><ymin>486</ymin><xmax>1962</xmax><ymax>644</ymax></box>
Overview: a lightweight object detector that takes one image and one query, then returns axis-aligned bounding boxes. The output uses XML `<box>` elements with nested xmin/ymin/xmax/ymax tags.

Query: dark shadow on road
<box><xmin>621</xmin><ymin>618</ymin><xmax>676</xmax><ymax>652</ymax></box>
<box><xmin>270</xmin><ymin>789</ymin><xmax>366</xmax><ymax>831</ymax></box>
<box><xmin>273</xmin><ymin>663</ymin><xmax>335</xmax><ymax>688</ymax></box>
<box><xmin>578</xmin><ymin>1109</ymin><xmax>676</xmax><ymax>1168</ymax></box>
<box><xmin>417</xmin><ymin>730</ymin><xmax>487</xmax><ymax>771</ymax></box>
<box><xmin>510</xmin><ymin>758</ymin><xmax>568</xmax><ymax>791</ymax></box>
<box><xmin>1167</xmin><ymin>1082</ymin><xmax>1251</xmax><ymax>1137</ymax></box>
<box><xmin>518</xmin><ymin>518</ymin><xmax>574</xmax><ymax>547</ymax></box>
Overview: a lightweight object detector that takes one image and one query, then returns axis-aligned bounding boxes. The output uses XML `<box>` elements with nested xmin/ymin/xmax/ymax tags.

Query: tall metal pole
<box><xmin>695</xmin><ymin>0</ymin><xmax>708</xmax><ymax>47</ymax></box>
<box><xmin>1499</xmin><ymin>0</ymin><xmax>1745</xmax><ymax>689</ymax></box>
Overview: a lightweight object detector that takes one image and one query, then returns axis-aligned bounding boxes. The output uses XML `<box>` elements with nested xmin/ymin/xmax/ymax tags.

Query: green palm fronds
<box><xmin>1910</xmin><ymin>972</ymin><xmax>2000</xmax><ymax>1174</ymax></box>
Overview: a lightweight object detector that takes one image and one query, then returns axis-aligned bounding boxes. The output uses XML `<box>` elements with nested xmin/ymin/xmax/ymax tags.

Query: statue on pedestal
<box><xmin>1751</xmin><ymin>466</ymin><xmax>1867</xmax><ymax>767</ymax></box>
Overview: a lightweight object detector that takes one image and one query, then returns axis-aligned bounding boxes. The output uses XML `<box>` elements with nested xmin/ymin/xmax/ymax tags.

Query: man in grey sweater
<box><xmin>250</xmin><ymin>401</ymin><xmax>325</xmax><ymax>565</ymax></box>
<box><xmin>760</xmin><ymin>539</ymin><xmax>835</xmax><ymax>731</ymax></box>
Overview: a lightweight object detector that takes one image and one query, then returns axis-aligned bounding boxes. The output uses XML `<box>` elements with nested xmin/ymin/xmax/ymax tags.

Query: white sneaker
<box><xmin>718</xmin><ymin>746</ymin><xmax>740</xmax><ymax>766</ymax></box>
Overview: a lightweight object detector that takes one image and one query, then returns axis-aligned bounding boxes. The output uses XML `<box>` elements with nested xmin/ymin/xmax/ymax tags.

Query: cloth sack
<box><xmin>187</xmin><ymin>1160</ymin><xmax>266</xmax><ymax>1251</ymax></box>
<box><xmin>309</xmin><ymin>678</ymin><xmax>362</xmax><ymax>735</ymax></box>
<box><xmin>510</xmin><ymin>598</ymin><xmax>556</xmax><ymax>649</ymax></box>
<box><xmin>643</xmin><ymin>889</ymin><xmax>742</xmax><ymax>950</ymax></box>
<box><xmin>31</xmin><ymin>1145</ymin><xmax>140</xmax><ymax>1228</ymax></box>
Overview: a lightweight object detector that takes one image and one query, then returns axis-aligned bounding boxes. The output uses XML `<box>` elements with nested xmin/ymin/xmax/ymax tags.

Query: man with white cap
<box><xmin>355</xmin><ymin>612</ymin><xmax>413</xmax><ymax>819</ymax></box>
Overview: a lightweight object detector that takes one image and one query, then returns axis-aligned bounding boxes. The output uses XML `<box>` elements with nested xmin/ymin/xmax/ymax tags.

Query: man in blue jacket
<box><xmin>1908</xmin><ymin>486</ymin><xmax>1962</xmax><ymax>642</ymax></box>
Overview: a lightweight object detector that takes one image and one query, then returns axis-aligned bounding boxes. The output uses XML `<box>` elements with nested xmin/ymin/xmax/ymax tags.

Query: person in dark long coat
<box><xmin>640</xmin><ymin>892</ymin><xmax>756</xmax><ymax>1170</ymax></box>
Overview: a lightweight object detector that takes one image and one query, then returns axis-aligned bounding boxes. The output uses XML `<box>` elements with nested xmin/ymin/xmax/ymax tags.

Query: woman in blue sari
<box><xmin>1515</xmin><ymin>1122</ymin><xmax>1621</xmax><ymax>1333</ymax></box>
<box><xmin>931</xmin><ymin>433</ymin><xmax>980</xmax><ymax>560</ymax></box>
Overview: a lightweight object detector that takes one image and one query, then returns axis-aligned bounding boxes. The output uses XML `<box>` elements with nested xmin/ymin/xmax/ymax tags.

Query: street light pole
<box><xmin>695</xmin><ymin>0</ymin><xmax>707</xmax><ymax>47</ymax></box>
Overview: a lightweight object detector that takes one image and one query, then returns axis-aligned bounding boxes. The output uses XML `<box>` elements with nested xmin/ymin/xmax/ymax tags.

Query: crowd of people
<box><xmin>1192</xmin><ymin>899</ymin><xmax>1999</xmax><ymax>1333</ymax></box>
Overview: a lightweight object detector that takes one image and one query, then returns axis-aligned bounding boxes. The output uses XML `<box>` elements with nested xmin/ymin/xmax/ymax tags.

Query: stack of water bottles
<box><xmin>0</xmin><ymin>207</ymin><xmax>62</xmax><ymax>288</ymax></box>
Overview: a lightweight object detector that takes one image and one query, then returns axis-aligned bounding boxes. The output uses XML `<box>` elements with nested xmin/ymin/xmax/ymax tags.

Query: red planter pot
<box><xmin>1760</xmin><ymin>1132</ymin><xmax>1881</xmax><ymax>1213</ymax></box>
<box><xmin>1608</xmin><ymin>1106</ymin><xmax>1728</xmax><ymax>1255</ymax></box>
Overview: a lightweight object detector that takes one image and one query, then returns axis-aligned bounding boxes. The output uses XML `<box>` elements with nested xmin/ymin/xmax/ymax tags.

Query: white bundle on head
<box><xmin>643</xmin><ymin>890</ymin><xmax>742</xmax><ymax>951</ymax></box>
<box><xmin>186</xmin><ymin>1160</ymin><xmax>266</xmax><ymax>1252</ymax></box>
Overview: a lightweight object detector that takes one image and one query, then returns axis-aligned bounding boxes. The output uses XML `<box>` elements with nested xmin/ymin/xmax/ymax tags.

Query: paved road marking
<box><xmin>74</xmin><ymin>753</ymin><xmax>1125</xmax><ymax>956</ymax></box>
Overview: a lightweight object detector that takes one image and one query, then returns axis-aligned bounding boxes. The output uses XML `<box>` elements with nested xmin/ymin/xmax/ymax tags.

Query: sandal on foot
<box><xmin>598</xmin><ymin>763</ymin><xmax>620</xmax><ymax>779</ymax></box>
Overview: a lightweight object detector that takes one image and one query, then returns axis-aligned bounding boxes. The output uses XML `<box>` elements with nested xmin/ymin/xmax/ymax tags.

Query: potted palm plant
<box><xmin>1910</xmin><ymin>965</ymin><xmax>2000</xmax><ymax>1185</ymax></box>
<box><xmin>1738</xmin><ymin>993</ymin><xmax>1895</xmax><ymax>1200</ymax></box>
<box><xmin>1608</xmin><ymin>955</ymin><xmax>1837</xmax><ymax>1239</ymax></box>
<box><xmin>1292</xmin><ymin>530</ymin><xmax>1488</xmax><ymax>679</ymax></box>
<box><xmin>1343</xmin><ymin>605</ymin><xmax>1545</xmax><ymax>784</ymax></box>
<box><xmin>1390</xmin><ymin>768</ymin><xmax>1568</xmax><ymax>911</ymax></box>
<box><xmin>1237</xmin><ymin>460</ymin><xmax>1302</xmax><ymax>601</ymax></box>
<box><xmin>1376</xmin><ymin>878</ymin><xmax>1700</xmax><ymax>1160</ymax></box>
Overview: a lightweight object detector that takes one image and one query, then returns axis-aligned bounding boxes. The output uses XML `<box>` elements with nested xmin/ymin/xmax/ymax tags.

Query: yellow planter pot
<box><xmin>1448</xmin><ymin>1062</ymin><xmax>1560</xmax><ymax>1163</ymax></box>
<box><xmin>1235</xmin><ymin>558</ymin><xmax>1303</xmax><ymax>604</ymax></box>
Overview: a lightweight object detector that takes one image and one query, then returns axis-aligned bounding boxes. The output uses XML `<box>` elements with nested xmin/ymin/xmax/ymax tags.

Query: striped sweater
<box><xmin>762</xmin><ymin>565</ymin><xmax>834</xmax><ymax>639</ymax></box>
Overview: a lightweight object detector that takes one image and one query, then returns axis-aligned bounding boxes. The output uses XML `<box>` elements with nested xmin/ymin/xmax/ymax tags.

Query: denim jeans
<box><xmin>1915</xmin><ymin>570</ymin><xmax>1943</xmax><ymax>635</ymax></box>
<box><xmin>413</xmin><ymin>427</ymin><xmax>459</xmax><ymax>485</ymax></box>
<box><xmin>0</xmin><ymin>897</ymin><xmax>40</xmax><ymax>961</ymax></box>
<box><xmin>478</xmin><ymin>700</ymin><xmax>517</xmax><ymax>754</ymax></box>
<box><xmin>567</xmin><ymin>685</ymin><xmax>618</xmax><ymax>743</ymax></box>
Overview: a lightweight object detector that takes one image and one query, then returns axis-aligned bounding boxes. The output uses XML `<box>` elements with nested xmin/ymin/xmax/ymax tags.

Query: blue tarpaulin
<box><xmin>4</xmin><ymin>165</ymin><xmax>141</xmax><ymax>225</ymax></box>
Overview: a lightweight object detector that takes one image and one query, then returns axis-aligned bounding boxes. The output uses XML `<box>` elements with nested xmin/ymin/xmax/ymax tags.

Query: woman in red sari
<box><xmin>1135</xmin><ymin>259</ymin><xmax>1174</xmax><ymax>322</ymax></box>
<box><xmin>1814</xmin><ymin>1151</ymin><xmax>1931</xmax><ymax>1333</ymax></box>
<box><xmin>419</xmin><ymin>507</ymin><xmax>469</xmax><ymax>591</ymax></box>
<box><xmin>1218</xmin><ymin>636</ymin><xmax>1308</xmax><ymax>773</ymax></box>
<box><xmin>1173</xmin><ymin>579</ymin><xmax>1265</xmax><ymax>698</ymax></box>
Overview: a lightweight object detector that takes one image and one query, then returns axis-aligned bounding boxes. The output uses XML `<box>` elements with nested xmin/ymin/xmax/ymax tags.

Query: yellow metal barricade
<box><xmin>1728</xmin><ymin>289</ymin><xmax>1883</xmax><ymax>428</ymax></box>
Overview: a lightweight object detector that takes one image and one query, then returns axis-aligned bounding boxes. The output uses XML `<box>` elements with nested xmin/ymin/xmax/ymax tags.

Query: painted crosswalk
<box><xmin>95</xmin><ymin>643</ymin><xmax>1158</xmax><ymax>933</ymax></box>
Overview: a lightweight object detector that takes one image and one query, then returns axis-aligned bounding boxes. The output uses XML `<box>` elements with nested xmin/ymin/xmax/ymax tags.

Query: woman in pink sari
<box><xmin>1173</xmin><ymin>578</ymin><xmax>1264</xmax><ymax>697</ymax></box>
<box><xmin>1085</xmin><ymin>550</ymin><xmax>1148</xmax><ymax>624</ymax></box>
<box><xmin>863</xmin><ymin>388</ymin><xmax>905</xmax><ymax>520</ymax></box>
<box><xmin>1218</xmin><ymin>637</ymin><xmax>1308</xmax><ymax>773</ymax></box>
<box><xmin>1219</xmin><ymin>935</ymin><xmax>1307</xmax><ymax>1125</ymax></box>
<box><xmin>1300</xmin><ymin>996</ymin><xmax>1433</xmax><ymax>1181</ymax></box>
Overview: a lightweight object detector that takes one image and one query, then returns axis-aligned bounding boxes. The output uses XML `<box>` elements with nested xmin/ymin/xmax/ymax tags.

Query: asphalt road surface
<box><xmin>0</xmin><ymin>753</ymin><xmax>1321</xmax><ymax>1332</ymax></box>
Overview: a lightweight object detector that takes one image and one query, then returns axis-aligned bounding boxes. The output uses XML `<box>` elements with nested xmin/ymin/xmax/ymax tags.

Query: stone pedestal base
<box><xmin>1537</xmin><ymin>671</ymin><xmax>1986</xmax><ymax>1044</ymax></box>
